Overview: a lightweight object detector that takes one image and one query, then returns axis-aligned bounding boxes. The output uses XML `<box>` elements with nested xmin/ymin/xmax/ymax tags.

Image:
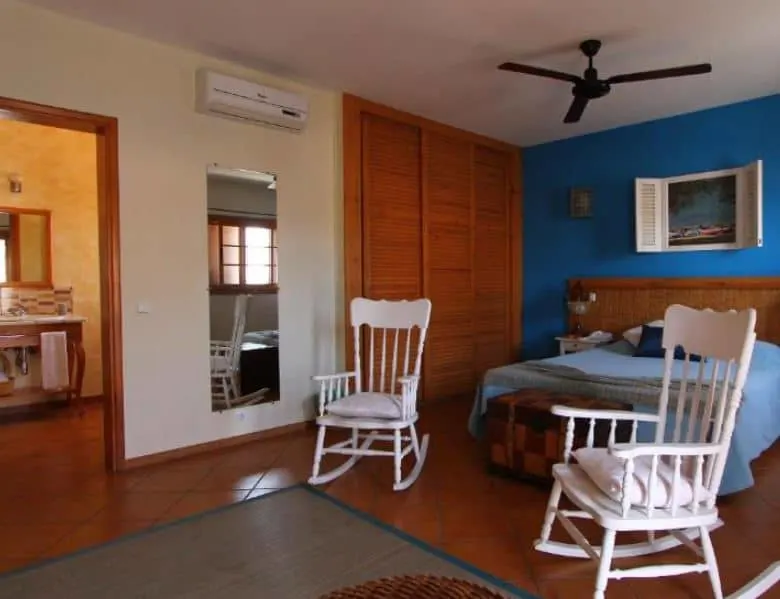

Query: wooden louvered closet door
<box><xmin>361</xmin><ymin>114</ymin><xmax>422</xmax><ymax>301</ymax></box>
<box><xmin>360</xmin><ymin>114</ymin><xmax>423</xmax><ymax>394</ymax></box>
<box><xmin>473</xmin><ymin>146</ymin><xmax>513</xmax><ymax>376</ymax></box>
<box><xmin>422</xmin><ymin>132</ymin><xmax>475</xmax><ymax>399</ymax></box>
<box><xmin>346</xmin><ymin>96</ymin><xmax>520</xmax><ymax>404</ymax></box>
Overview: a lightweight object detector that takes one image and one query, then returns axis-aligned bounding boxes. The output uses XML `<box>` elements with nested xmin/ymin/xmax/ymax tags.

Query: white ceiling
<box><xmin>23</xmin><ymin>0</ymin><xmax>780</xmax><ymax>146</ymax></box>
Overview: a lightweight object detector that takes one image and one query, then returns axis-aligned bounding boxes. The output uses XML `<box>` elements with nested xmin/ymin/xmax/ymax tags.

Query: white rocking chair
<box><xmin>309</xmin><ymin>297</ymin><xmax>432</xmax><ymax>491</ymax></box>
<box><xmin>210</xmin><ymin>294</ymin><xmax>249</xmax><ymax>409</ymax></box>
<box><xmin>535</xmin><ymin>304</ymin><xmax>780</xmax><ymax>599</ymax></box>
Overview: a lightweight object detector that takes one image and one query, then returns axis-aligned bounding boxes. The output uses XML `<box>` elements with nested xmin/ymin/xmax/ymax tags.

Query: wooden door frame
<box><xmin>0</xmin><ymin>95</ymin><xmax>125</xmax><ymax>471</ymax></box>
<box><xmin>342</xmin><ymin>93</ymin><xmax>523</xmax><ymax>373</ymax></box>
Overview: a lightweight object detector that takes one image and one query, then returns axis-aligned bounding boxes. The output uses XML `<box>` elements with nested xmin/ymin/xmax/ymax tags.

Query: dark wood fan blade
<box><xmin>607</xmin><ymin>63</ymin><xmax>712</xmax><ymax>84</ymax></box>
<box><xmin>563</xmin><ymin>95</ymin><xmax>589</xmax><ymax>123</ymax></box>
<box><xmin>498</xmin><ymin>62</ymin><xmax>581</xmax><ymax>84</ymax></box>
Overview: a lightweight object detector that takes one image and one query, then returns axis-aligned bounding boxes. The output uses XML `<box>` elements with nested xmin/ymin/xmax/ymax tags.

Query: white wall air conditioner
<box><xmin>195</xmin><ymin>69</ymin><xmax>308</xmax><ymax>132</ymax></box>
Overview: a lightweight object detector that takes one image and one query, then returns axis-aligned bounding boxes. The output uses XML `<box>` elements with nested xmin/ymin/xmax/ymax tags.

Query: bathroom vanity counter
<box><xmin>0</xmin><ymin>315</ymin><xmax>86</xmax><ymax>410</ymax></box>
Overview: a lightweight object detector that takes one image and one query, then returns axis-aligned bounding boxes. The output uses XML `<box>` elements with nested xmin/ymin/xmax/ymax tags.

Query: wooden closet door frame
<box><xmin>342</xmin><ymin>94</ymin><xmax>523</xmax><ymax>374</ymax></box>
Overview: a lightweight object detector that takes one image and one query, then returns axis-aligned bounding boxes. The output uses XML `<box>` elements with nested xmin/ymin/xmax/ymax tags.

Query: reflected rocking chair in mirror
<box><xmin>309</xmin><ymin>297</ymin><xmax>432</xmax><ymax>491</ymax></box>
<box><xmin>210</xmin><ymin>294</ymin><xmax>249</xmax><ymax>409</ymax></box>
<box><xmin>535</xmin><ymin>304</ymin><xmax>780</xmax><ymax>599</ymax></box>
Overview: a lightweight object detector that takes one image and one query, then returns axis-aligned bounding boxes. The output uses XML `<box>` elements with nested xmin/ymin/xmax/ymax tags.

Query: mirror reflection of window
<box><xmin>207</xmin><ymin>219</ymin><xmax>278</xmax><ymax>291</ymax></box>
<box><xmin>206</xmin><ymin>166</ymin><xmax>280</xmax><ymax>412</ymax></box>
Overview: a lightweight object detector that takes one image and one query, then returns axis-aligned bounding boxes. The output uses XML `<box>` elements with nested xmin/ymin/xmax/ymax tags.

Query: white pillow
<box><xmin>622</xmin><ymin>319</ymin><xmax>665</xmax><ymax>347</ymax></box>
<box><xmin>573</xmin><ymin>446</ymin><xmax>711</xmax><ymax>508</ymax></box>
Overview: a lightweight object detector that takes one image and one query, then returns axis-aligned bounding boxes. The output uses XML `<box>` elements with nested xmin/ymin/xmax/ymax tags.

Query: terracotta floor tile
<box><xmin>0</xmin><ymin>557</ymin><xmax>35</xmax><ymax>576</ymax></box>
<box><xmin>439</xmin><ymin>535</ymin><xmax>535</xmax><ymax>588</ymax></box>
<box><xmin>539</xmin><ymin>576</ymin><xmax>637</xmax><ymax>599</ymax></box>
<box><xmin>0</xmin><ymin>493</ymin><xmax>108</xmax><ymax>525</ymax></box>
<box><xmin>97</xmin><ymin>492</ymin><xmax>186</xmax><ymax>521</ymax></box>
<box><xmin>191</xmin><ymin>469</ymin><xmax>265</xmax><ymax>492</ymax></box>
<box><xmin>255</xmin><ymin>465</ymin><xmax>308</xmax><ymax>489</ymax></box>
<box><xmin>370</xmin><ymin>500</ymin><xmax>442</xmax><ymax>545</ymax></box>
<box><xmin>0</xmin><ymin>399</ymin><xmax>779</xmax><ymax>599</ymax></box>
<box><xmin>45</xmin><ymin>518</ymin><xmax>156</xmax><ymax>559</ymax></box>
<box><xmin>130</xmin><ymin>464</ymin><xmax>214</xmax><ymax>493</ymax></box>
<box><xmin>0</xmin><ymin>522</ymin><xmax>78</xmax><ymax>559</ymax></box>
<box><xmin>245</xmin><ymin>487</ymin><xmax>284</xmax><ymax>500</ymax></box>
<box><xmin>159</xmin><ymin>490</ymin><xmax>249</xmax><ymax>521</ymax></box>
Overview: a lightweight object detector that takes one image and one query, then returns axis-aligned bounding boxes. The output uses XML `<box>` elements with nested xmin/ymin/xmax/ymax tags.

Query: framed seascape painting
<box><xmin>667</xmin><ymin>173</ymin><xmax>736</xmax><ymax>248</ymax></box>
<box><xmin>634</xmin><ymin>160</ymin><xmax>762</xmax><ymax>253</ymax></box>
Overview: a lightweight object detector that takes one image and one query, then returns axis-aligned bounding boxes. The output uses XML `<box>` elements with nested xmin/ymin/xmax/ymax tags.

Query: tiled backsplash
<box><xmin>0</xmin><ymin>287</ymin><xmax>74</xmax><ymax>315</ymax></box>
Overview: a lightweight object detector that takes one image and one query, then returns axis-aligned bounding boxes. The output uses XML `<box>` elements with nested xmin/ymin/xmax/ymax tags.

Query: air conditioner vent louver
<box><xmin>195</xmin><ymin>69</ymin><xmax>308</xmax><ymax>132</ymax></box>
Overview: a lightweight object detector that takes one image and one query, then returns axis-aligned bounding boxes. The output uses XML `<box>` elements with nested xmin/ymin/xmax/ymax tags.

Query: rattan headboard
<box><xmin>569</xmin><ymin>277</ymin><xmax>780</xmax><ymax>345</ymax></box>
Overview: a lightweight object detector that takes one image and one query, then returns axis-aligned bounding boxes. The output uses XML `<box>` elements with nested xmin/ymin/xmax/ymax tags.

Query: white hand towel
<box><xmin>41</xmin><ymin>331</ymin><xmax>70</xmax><ymax>391</ymax></box>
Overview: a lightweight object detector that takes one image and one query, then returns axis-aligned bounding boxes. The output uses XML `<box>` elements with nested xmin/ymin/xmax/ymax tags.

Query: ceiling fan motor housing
<box><xmin>575</xmin><ymin>80</ymin><xmax>611</xmax><ymax>99</ymax></box>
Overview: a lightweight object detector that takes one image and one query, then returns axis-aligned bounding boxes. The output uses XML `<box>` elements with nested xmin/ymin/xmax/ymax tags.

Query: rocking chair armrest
<box><xmin>397</xmin><ymin>374</ymin><xmax>419</xmax><ymax>385</ymax></box>
<box><xmin>550</xmin><ymin>405</ymin><xmax>660</xmax><ymax>423</ymax></box>
<box><xmin>610</xmin><ymin>442</ymin><xmax>721</xmax><ymax>460</ymax></box>
<box><xmin>210</xmin><ymin>340</ymin><xmax>231</xmax><ymax>348</ymax></box>
<box><xmin>312</xmin><ymin>371</ymin><xmax>357</xmax><ymax>383</ymax></box>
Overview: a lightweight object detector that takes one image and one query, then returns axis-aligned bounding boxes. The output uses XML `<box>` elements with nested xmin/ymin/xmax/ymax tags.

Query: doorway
<box><xmin>0</xmin><ymin>96</ymin><xmax>123</xmax><ymax>471</ymax></box>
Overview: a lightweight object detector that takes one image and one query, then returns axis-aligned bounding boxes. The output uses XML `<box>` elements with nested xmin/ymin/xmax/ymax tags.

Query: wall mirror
<box><xmin>206</xmin><ymin>165</ymin><xmax>279</xmax><ymax>412</ymax></box>
<box><xmin>0</xmin><ymin>207</ymin><xmax>52</xmax><ymax>286</ymax></box>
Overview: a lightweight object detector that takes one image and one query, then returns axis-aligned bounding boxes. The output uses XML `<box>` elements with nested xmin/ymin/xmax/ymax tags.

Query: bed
<box><xmin>469</xmin><ymin>276</ymin><xmax>780</xmax><ymax>496</ymax></box>
<box><xmin>243</xmin><ymin>329</ymin><xmax>279</xmax><ymax>347</ymax></box>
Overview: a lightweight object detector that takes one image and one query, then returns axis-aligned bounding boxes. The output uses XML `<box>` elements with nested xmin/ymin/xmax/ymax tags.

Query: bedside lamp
<box><xmin>566</xmin><ymin>281</ymin><xmax>595</xmax><ymax>336</ymax></box>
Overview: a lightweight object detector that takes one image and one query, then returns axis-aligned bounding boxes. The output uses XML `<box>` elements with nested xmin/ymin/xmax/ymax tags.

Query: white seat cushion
<box><xmin>210</xmin><ymin>356</ymin><xmax>230</xmax><ymax>372</ymax></box>
<box><xmin>326</xmin><ymin>392</ymin><xmax>403</xmax><ymax>420</ymax></box>
<box><xmin>574</xmin><ymin>447</ymin><xmax>712</xmax><ymax>508</ymax></box>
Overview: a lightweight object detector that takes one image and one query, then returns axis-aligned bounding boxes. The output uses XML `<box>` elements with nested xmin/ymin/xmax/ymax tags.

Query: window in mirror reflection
<box><xmin>206</xmin><ymin>166</ymin><xmax>279</xmax><ymax>413</ymax></box>
<box><xmin>208</xmin><ymin>218</ymin><xmax>277</xmax><ymax>291</ymax></box>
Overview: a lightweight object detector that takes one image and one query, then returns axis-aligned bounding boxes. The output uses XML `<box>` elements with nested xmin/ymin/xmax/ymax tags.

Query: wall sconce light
<box><xmin>570</xmin><ymin>187</ymin><xmax>593</xmax><ymax>218</ymax></box>
<box><xmin>8</xmin><ymin>174</ymin><xmax>22</xmax><ymax>194</ymax></box>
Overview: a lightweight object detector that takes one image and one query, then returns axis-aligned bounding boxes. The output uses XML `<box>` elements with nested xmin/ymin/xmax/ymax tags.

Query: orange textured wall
<box><xmin>0</xmin><ymin>120</ymin><xmax>102</xmax><ymax>397</ymax></box>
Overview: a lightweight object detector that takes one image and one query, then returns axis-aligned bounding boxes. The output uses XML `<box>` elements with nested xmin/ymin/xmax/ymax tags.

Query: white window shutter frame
<box><xmin>740</xmin><ymin>160</ymin><xmax>763</xmax><ymax>248</ymax></box>
<box><xmin>635</xmin><ymin>178</ymin><xmax>664</xmax><ymax>252</ymax></box>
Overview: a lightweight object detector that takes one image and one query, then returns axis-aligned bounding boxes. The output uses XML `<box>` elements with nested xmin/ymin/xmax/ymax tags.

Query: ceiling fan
<box><xmin>498</xmin><ymin>39</ymin><xmax>712</xmax><ymax>124</ymax></box>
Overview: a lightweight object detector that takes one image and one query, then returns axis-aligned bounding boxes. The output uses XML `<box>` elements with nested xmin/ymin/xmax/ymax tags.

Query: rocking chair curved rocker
<box><xmin>309</xmin><ymin>297</ymin><xmax>432</xmax><ymax>491</ymax></box>
<box><xmin>535</xmin><ymin>304</ymin><xmax>780</xmax><ymax>599</ymax></box>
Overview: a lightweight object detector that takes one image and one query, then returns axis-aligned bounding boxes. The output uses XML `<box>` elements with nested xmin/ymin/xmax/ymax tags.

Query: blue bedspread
<box><xmin>469</xmin><ymin>340</ymin><xmax>780</xmax><ymax>495</ymax></box>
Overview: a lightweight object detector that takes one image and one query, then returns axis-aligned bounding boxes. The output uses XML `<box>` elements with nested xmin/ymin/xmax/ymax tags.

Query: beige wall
<box><xmin>0</xmin><ymin>2</ymin><xmax>342</xmax><ymax>458</ymax></box>
<box><xmin>0</xmin><ymin>120</ymin><xmax>102</xmax><ymax>397</ymax></box>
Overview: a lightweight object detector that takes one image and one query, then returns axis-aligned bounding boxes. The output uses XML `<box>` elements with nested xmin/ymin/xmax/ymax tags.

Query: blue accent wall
<box><xmin>522</xmin><ymin>94</ymin><xmax>780</xmax><ymax>359</ymax></box>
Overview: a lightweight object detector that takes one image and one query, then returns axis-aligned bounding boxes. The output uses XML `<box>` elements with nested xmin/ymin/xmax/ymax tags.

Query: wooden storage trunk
<box><xmin>486</xmin><ymin>389</ymin><xmax>634</xmax><ymax>483</ymax></box>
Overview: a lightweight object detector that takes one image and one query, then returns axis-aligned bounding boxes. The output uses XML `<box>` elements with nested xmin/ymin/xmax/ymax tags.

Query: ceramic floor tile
<box><xmin>538</xmin><ymin>576</ymin><xmax>638</xmax><ymax>599</ymax></box>
<box><xmin>439</xmin><ymin>535</ymin><xmax>535</xmax><ymax>587</ymax></box>
<box><xmin>1</xmin><ymin>399</ymin><xmax>779</xmax><ymax>599</ymax></box>
<box><xmin>190</xmin><ymin>469</ymin><xmax>265</xmax><ymax>492</ymax></box>
<box><xmin>159</xmin><ymin>490</ymin><xmax>249</xmax><ymax>521</ymax></box>
<box><xmin>96</xmin><ymin>492</ymin><xmax>186</xmax><ymax>521</ymax></box>
<box><xmin>130</xmin><ymin>464</ymin><xmax>215</xmax><ymax>493</ymax></box>
<box><xmin>0</xmin><ymin>522</ymin><xmax>78</xmax><ymax>559</ymax></box>
<box><xmin>45</xmin><ymin>518</ymin><xmax>156</xmax><ymax>558</ymax></box>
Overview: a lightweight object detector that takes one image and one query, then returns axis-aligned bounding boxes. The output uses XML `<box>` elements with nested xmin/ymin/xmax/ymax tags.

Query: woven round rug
<box><xmin>319</xmin><ymin>574</ymin><xmax>508</xmax><ymax>598</ymax></box>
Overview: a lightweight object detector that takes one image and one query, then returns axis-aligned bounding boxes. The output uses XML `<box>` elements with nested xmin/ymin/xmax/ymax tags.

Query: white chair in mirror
<box><xmin>210</xmin><ymin>294</ymin><xmax>249</xmax><ymax>409</ymax></box>
<box><xmin>535</xmin><ymin>304</ymin><xmax>779</xmax><ymax>599</ymax></box>
<box><xmin>309</xmin><ymin>297</ymin><xmax>432</xmax><ymax>491</ymax></box>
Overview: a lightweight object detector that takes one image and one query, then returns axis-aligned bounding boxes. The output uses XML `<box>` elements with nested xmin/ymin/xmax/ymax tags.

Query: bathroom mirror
<box><xmin>0</xmin><ymin>207</ymin><xmax>52</xmax><ymax>286</ymax></box>
<box><xmin>206</xmin><ymin>165</ymin><xmax>279</xmax><ymax>412</ymax></box>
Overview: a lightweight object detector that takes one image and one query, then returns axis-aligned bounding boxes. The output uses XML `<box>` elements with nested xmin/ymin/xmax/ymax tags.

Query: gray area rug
<box><xmin>0</xmin><ymin>485</ymin><xmax>537</xmax><ymax>598</ymax></box>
